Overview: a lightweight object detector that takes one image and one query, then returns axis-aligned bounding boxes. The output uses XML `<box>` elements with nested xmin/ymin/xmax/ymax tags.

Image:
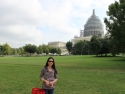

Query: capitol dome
<box><xmin>83</xmin><ymin>10</ymin><xmax>104</xmax><ymax>37</ymax></box>
<box><xmin>71</xmin><ymin>9</ymin><xmax>104</xmax><ymax>45</ymax></box>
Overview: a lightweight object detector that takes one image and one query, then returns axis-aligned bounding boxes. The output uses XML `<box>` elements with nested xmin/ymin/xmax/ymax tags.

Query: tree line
<box><xmin>66</xmin><ymin>33</ymin><xmax>123</xmax><ymax>56</ymax></box>
<box><xmin>66</xmin><ymin>35</ymin><xmax>110</xmax><ymax>56</ymax></box>
<box><xmin>0</xmin><ymin>43</ymin><xmax>61</xmax><ymax>56</ymax></box>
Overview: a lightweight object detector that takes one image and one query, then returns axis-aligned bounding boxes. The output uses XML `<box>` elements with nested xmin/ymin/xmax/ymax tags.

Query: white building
<box><xmin>71</xmin><ymin>35</ymin><xmax>92</xmax><ymax>45</ymax></box>
<box><xmin>48</xmin><ymin>41</ymin><xmax>68</xmax><ymax>55</ymax></box>
<box><xmin>71</xmin><ymin>9</ymin><xmax>104</xmax><ymax>45</ymax></box>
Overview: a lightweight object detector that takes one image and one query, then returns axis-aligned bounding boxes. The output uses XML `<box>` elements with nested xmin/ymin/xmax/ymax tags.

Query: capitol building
<box><xmin>71</xmin><ymin>9</ymin><xmax>104</xmax><ymax>45</ymax></box>
<box><xmin>48</xmin><ymin>10</ymin><xmax>104</xmax><ymax>55</ymax></box>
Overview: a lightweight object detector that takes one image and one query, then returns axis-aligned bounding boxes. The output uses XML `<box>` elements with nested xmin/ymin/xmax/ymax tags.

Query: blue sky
<box><xmin>0</xmin><ymin>0</ymin><xmax>118</xmax><ymax>48</ymax></box>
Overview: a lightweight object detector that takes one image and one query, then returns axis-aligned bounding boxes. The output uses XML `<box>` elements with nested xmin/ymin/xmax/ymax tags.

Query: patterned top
<box><xmin>39</xmin><ymin>67</ymin><xmax>58</xmax><ymax>89</ymax></box>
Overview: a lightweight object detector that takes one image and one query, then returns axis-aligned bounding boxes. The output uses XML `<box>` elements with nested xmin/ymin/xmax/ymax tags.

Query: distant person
<box><xmin>40</xmin><ymin>57</ymin><xmax>58</xmax><ymax>94</ymax></box>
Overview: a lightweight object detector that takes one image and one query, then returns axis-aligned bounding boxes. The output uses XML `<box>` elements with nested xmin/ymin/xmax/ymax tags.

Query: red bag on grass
<box><xmin>31</xmin><ymin>80</ymin><xmax>45</xmax><ymax>94</ymax></box>
<box><xmin>32</xmin><ymin>88</ymin><xmax>45</xmax><ymax>94</ymax></box>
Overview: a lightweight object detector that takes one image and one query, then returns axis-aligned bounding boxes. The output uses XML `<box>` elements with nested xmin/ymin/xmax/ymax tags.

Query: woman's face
<box><xmin>48</xmin><ymin>58</ymin><xmax>54</xmax><ymax>67</ymax></box>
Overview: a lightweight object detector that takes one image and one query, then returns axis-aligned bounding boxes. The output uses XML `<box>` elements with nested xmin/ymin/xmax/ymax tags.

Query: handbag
<box><xmin>31</xmin><ymin>80</ymin><xmax>45</xmax><ymax>94</ymax></box>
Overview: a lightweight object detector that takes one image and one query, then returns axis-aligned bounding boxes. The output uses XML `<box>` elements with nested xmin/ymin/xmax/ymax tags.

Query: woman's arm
<box><xmin>40</xmin><ymin>78</ymin><xmax>50</xmax><ymax>87</ymax></box>
<box><xmin>40</xmin><ymin>78</ymin><xmax>47</xmax><ymax>83</ymax></box>
<box><xmin>49</xmin><ymin>79</ymin><xmax>58</xmax><ymax>86</ymax></box>
<box><xmin>53</xmin><ymin>79</ymin><xmax>58</xmax><ymax>83</ymax></box>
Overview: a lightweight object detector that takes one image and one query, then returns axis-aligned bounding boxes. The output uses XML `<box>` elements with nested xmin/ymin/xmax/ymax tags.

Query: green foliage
<box><xmin>41</xmin><ymin>44</ymin><xmax>49</xmax><ymax>55</ymax></box>
<box><xmin>18</xmin><ymin>47</ymin><xmax>25</xmax><ymax>56</ymax></box>
<box><xmin>104</xmin><ymin>0</ymin><xmax>125</xmax><ymax>55</ymax></box>
<box><xmin>2</xmin><ymin>43</ymin><xmax>11</xmax><ymax>55</ymax></box>
<box><xmin>66</xmin><ymin>41</ymin><xmax>72</xmax><ymax>54</ymax></box>
<box><xmin>11</xmin><ymin>48</ymin><xmax>18</xmax><ymax>55</ymax></box>
<box><xmin>73</xmin><ymin>40</ymin><xmax>85</xmax><ymax>55</ymax></box>
<box><xmin>0</xmin><ymin>44</ymin><xmax>3</xmax><ymax>55</ymax></box>
<box><xmin>90</xmin><ymin>36</ymin><xmax>101</xmax><ymax>56</ymax></box>
<box><xmin>82</xmin><ymin>41</ymin><xmax>91</xmax><ymax>55</ymax></box>
<box><xmin>36</xmin><ymin>45</ymin><xmax>43</xmax><ymax>54</ymax></box>
<box><xmin>56</xmin><ymin>47</ymin><xmax>61</xmax><ymax>55</ymax></box>
<box><xmin>71</xmin><ymin>38</ymin><xmax>110</xmax><ymax>56</ymax></box>
<box><xmin>50</xmin><ymin>47</ymin><xmax>57</xmax><ymax>54</ymax></box>
<box><xmin>98</xmin><ymin>38</ymin><xmax>110</xmax><ymax>56</ymax></box>
<box><xmin>109</xmin><ymin>38</ymin><xmax>119</xmax><ymax>56</ymax></box>
<box><xmin>24</xmin><ymin>44</ymin><xmax>37</xmax><ymax>55</ymax></box>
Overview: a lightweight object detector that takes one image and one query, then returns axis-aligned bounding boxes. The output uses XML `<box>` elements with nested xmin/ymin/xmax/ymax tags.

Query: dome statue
<box><xmin>83</xmin><ymin>9</ymin><xmax>104</xmax><ymax>37</ymax></box>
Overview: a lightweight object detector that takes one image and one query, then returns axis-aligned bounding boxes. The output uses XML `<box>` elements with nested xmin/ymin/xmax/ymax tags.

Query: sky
<box><xmin>0</xmin><ymin>0</ymin><xmax>118</xmax><ymax>48</ymax></box>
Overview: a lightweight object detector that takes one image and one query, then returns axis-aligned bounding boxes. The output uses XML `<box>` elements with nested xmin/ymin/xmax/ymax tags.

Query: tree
<box><xmin>0</xmin><ymin>45</ymin><xmax>3</xmax><ymax>55</ymax></box>
<box><xmin>66</xmin><ymin>41</ymin><xmax>72</xmax><ymax>54</ymax></box>
<box><xmin>36</xmin><ymin>45</ymin><xmax>43</xmax><ymax>55</ymax></box>
<box><xmin>2</xmin><ymin>43</ymin><xmax>11</xmax><ymax>55</ymax></box>
<box><xmin>18</xmin><ymin>47</ymin><xmax>25</xmax><ymax>56</ymax></box>
<box><xmin>56</xmin><ymin>47</ymin><xmax>61</xmax><ymax>55</ymax></box>
<box><xmin>104</xmin><ymin>0</ymin><xmax>125</xmax><ymax>56</ymax></box>
<box><xmin>98</xmin><ymin>38</ymin><xmax>110</xmax><ymax>56</ymax></box>
<box><xmin>108</xmin><ymin>38</ymin><xmax>119</xmax><ymax>56</ymax></box>
<box><xmin>44</xmin><ymin>48</ymin><xmax>49</xmax><ymax>55</ymax></box>
<box><xmin>50</xmin><ymin>48</ymin><xmax>57</xmax><ymax>55</ymax></box>
<box><xmin>11</xmin><ymin>48</ymin><xmax>17</xmax><ymax>55</ymax></box>
<box><xmin>41</xmin><ymin>44</ymin><xmax>47</xmax><ymax>53</ymax></box>
<box><xmin>42</xmin><ymin>45</ymin><xmax>50</xmax><ymax>55</ymax></box>
<box><xmin>98</xmin><ymin>46</ymin><xmax>109</xmax><ymax>56</ymax></box>
<box><xmin>71</xmin><ymin>46</ymin><xmax>77</xmax><ymax>55</ymax></box>
<box><xmin>24</xmin><ymin>44</ymin><xmax>37</xmax><ymax>55</ymax></box>
<box><xmin>74</xmin><ymin>40</ymin><xmax>85</xmax><ymax>55</ymax></box>
<box><xmin>82</xmin><ymin>41</ymin><xmax>91</xmax><ymax>55</ymax></box>
<box><xmin>90</xmin><ymin>36</ymin><xmax>101</xmax><ymax>56</ymax></box>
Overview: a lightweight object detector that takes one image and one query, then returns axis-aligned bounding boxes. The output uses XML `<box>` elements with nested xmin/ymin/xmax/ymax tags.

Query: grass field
<box><xmin>0</xmin><ymin>55</ymin><xmax>125</xmax><ymax>94</ymax></box>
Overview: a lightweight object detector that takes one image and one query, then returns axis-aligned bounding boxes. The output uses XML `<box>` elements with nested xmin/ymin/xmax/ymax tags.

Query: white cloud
<box><xmin>0</xmin><ymin>0</ymin><xmax>117</xmax><ymax>48</ymax></box>
<box><xmin>0</xmin><ymin>25</ymin><xmax>43</xmax><ymax>47</ymax></box>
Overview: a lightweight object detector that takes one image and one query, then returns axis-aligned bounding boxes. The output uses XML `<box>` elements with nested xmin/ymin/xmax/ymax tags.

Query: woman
<box><xmin>40</xmin><ymin>57</ymin><xmax>58</xmax><ymax>94</ymax></box>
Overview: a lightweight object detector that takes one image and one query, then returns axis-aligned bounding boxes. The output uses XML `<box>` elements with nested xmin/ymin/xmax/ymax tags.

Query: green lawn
<box><xmin>0</xmin><ymin>55</ymin><xmax>125</xmax><ymax>94</ymax></box>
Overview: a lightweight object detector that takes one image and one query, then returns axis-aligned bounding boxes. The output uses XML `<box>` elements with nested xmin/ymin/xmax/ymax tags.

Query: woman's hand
<box><xmin>45</xmin><ymin>80</ymin><xmax>50</xmax><ymax>87</ymax></box>
<box><xmin>49</xmin><ymin>81</ymin><xmax>54</xmax><ymax>86</ymax></box>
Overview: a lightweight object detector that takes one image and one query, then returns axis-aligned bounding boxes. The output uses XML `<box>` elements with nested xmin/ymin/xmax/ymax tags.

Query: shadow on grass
<box><xmin>94</xmin><ymin>56</ymin><xmax>113</xmax><ymax>57</ymax></box>
<box><xmin>93</xmin><ymin>55</ymin><xmax>125</xmax><ymax>62</ymax></box>
<box><xmin>111</xmin><ymin>59</ymin><xmax>125</xmax><ymax>62</ymax></box>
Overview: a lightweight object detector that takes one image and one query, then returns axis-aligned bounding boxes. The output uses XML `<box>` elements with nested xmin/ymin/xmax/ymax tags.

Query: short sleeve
<box><xmin>39</xmin><ymin>68</ymin><xmax>44</xmax><ymax>79</ymax></box>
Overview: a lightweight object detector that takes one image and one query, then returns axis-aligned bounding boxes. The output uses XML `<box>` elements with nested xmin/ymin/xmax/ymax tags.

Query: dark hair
<box><xmin>45</xmin><ymin>57</ymin><xmax>58</xmax><ymax>74</ymax></box>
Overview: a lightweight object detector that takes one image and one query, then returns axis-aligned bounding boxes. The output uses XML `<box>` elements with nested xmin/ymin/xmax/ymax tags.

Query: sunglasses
<box><xmin>48</xmin><ymin>61</ymin><xmax>54</xmax><ymax>62</ymax></box>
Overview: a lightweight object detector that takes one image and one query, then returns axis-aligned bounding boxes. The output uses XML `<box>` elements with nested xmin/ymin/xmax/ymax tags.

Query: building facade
<box><xmin>71</xmin><ymin>10</ymin><xmax>104</xmax><ymax>45</ymax></box>
<box><xmin>48</xmin><ymin>41</ymin><xmax>68</xmax><ymax>55</ymax></box>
